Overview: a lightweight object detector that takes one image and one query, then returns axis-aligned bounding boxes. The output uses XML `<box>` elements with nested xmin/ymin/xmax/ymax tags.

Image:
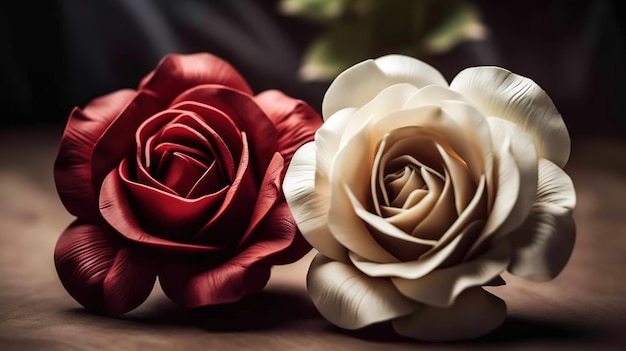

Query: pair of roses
<box><xmin>54</xmin><ymin>53</ymin><xmax>575</xmax><ymax>341</ymax></box>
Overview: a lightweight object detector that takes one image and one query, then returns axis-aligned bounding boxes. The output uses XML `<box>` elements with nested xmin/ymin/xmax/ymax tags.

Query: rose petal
<box><xmin>54</xmin><ymin>89</ymin><xmax>136</xmax><ymax>221</ymax></box>
<box><xmin>171</xmin><ymin>85</ymin><xmax>277</xmax><ymax>179</ymax></box>
<box><xmin>392</xmin><ymin>288</ymin><xmax>506</xmax><ymax>341</ymax></box>
<box><xmin>254</xmin><ymin>90</ymin><xmax>322</xmax><ymax>165</ymax></box>
<box><xmin>410</xmin><ymin>167</ymin><xmax>458</xmax><ymax>241</ymax></box>
<box><xmin>99</xmin><ymin>163</ymin><xmax>225</xmax><ymax>253</ymax></box>
<box><xmin>307</xmin><ymin>254</ymin><xmax>420</xmax><ymax>329</ymax></box>
<box><xmin>187</xmin><ymin>161</ymin><xmax>226</xmax><ymax>198</ymax></box>
<box><xmin>158</xmin><ymin>152</ymin><xmax>208</xmax><ymax>196</ymax></box>
<box><xmin>403</xmin><ymin>85</ymin><xmax>476</xmax><ymax>109</ymax></box>
<box><xmin>118</xmin><ymin>159</ymin><xmax>227</xmax><ymax>240</ymax></box>
<box><xmin>330</xmin><ymin>129</ymin><xmax>399</xmax><ymax>263</ymax></box>
<box><xmin>338</xmin><ymin>84</ymin><xmax>420</xmax><ymax>148</ymax></box>
<box><xmin>421</xmin><ymin>176</ymin><xmax>488</xmax><ymax>260</ymax></box>
<box><xmin>236</xmin><ymin>152</ymin><xmax>284</xmax><ymax>249</ymax></box>
<box><xmin>54</xmin><ymin>221</ymin><xmax>156</xmax><ymax>315</ymax></box>
<box><xmin>507</xmin><ymin>203</ymin><xmax>576</xmax><ymax>281</ymax></box>
<box><xmin>91</xmin><ymin>91</ymin><xmax>165</xmax><ymax>192</ymax></box>
<box><xmin>314</xmin><ymin>107</ymin><xmax>356</xmax><ymax>184</ymax></box>
<box><xmin>159</xmin><ymin>202</ymin><xmax>299</xmax><ymax>307</ymax></box>
<box><xmin>349</xmin><ymin>232</ymin><xmax>463</xmax><ymax>279</ymax></box>
<box><xmin>439</xmin><ymin>100</ymin><xmax>493</xmax><ymax>209</ymax></box>
<box><xmin>391</xmin><ymin>237</ymin><xmax>510</xmax><ymax>307</ymax></box>
<box><xmin>136</xmin><ymin>110</ymin><xmax>235</xmax><ymax>183</ymax></box>
<box><xmin>170</xmin><ymin>101</ymin><xmax>243</xmax><ymax>166</ymax></box>
<box><xmin>322</xmin><ymin>55</ymin><xmax>447</xmax><ymax>118</ymax></box>
<box><xmin>346</xmin><ymin>186</ymin><xmax>437</xmax><ymax>261</ymax></box>
<box><xmin>468</xmin><ymin>118</ymin><xmax>538</xmax><ymax>258</ymax></box>
<box><xmin>450</xmin><ymin>66</ymin><xmax>570</xmax><ymax>167</ymax></box>
<box><xmin>508</xmin><ymin>159</ymin><xmax>576</xmax><ymax>281</ymax></box>
<box><xmin>367</xmin><ymin>106</ymin><xmax>484</xmax><ymax>182</ymax></box>
<box><xmin>194</xmin><ymin>133</ymin><xmax>259</xmax><ymax>246</ymax></box>
<box><xmin>535</xmin><ymin>158</ymin><xmax>576</xmax><ymax>210</ymax></box>
<box><xmin>283</xmin><ymin>142</ymin><xmax>348</xmax><ymax>262</ymax></box>
<box><xmin>139</xmin><ymin>53</ymin><xmax>253</xmax><ymax>102</ymax></box>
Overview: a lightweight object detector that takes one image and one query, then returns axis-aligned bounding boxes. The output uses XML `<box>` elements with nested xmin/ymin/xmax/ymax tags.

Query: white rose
<box><xmin>283</xmin><ymin>55</ymin><xmax>576</xmax><ymax>341</ymax></box>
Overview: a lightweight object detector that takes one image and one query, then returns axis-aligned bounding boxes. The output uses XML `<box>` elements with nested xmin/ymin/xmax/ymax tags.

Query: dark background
<box><xmin>1</xmin><ymin>0</ymin><xmax>625</xmax><ymax>138</ymax></box>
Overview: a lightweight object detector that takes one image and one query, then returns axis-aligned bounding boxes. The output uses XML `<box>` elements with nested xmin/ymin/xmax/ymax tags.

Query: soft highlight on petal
<box><xmin>322</xmin><ymin>55</ymin><xmax>447</xmax><ymax>118</ymax></box>
<box><xmin>283</xmin><ymin>142</ymin><xmax>347</xmax><ymax>262</ymax></box>
<box><xmin>307</xmin><ymin>254</ymin><xmax>419</xmax><ymax>329</ymax></box>
<box><xmin>450</xmin><ymin>66</ymin><xmax>570</xmax><ymax>167</ymax></box>
<box><xmin>139</xmin><ymin>53</ymin><xmax>252</xmax><ymax>102</ymax></box>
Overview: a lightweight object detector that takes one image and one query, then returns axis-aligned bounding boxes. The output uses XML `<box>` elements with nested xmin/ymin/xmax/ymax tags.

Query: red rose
<box><xmin>54</xmin><ymin>53</ymin><xmax>322</xmax><ymax>315</ymax></box>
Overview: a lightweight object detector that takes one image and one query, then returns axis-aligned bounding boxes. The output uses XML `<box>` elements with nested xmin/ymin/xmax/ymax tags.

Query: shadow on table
<box><xmin>66</xmin><ymin>287</ymin><xmax>321</xmax><ymax>332</ymax></box>
<box><xmin>336</xmin><ymin>315</ymin><xmax>602</xmax><ymax>346</ymax></box>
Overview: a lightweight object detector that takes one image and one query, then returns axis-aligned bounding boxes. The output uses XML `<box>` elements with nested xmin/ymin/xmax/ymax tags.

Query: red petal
<box><xmin>137</xmin><ymin>110</ymin><xmax>235</xmax><ymax>185</ymax></box>
<box><xmin>53</xmin><ymin>221</ymin><xmax>156</xmax><ymax>315</ymax></box>
<box><xmin>171</xmin><ymin>85</ymin><xmax>277</xmax><ymax>179</ymax></box>
<box><xmin>159</xmin><ymin>260</ymin><xmax>270</xmax><ymax>308</ymax></box>
<box><xmin>159</xmin><ymin>152</ymin><xmax>208</xmax><ymax>196</ymax></box>
<box><xmin>236</xmin><ymin>152</ymin><xmax>284</xmax><ymax>249</ymax></box>
<box><xmin>194</xmin><ymin>134</ymin><xmax>258</xmax><ymax>246</ymax></box>
<box><xmin>139</xmin><ymin>53</ymin><xmax>253</xmax><ymax>103</ymax></box>
<box><xmin>158</xmin><ymin>202</ymin><xmax>301</xmax><ymax>308</ymax></box>
<box><xmin>99</xmin><ymin>163</ymin><xmax>226</xmax><ymax>253</ymax></box>
<box><xmin>253</xmin><ymin>202</ymin><xmax>311</xmax><ymax>266</ymax></box>
<box><xmin>254</xmin><ymin>90</ymin><xmax>322</xmax><ymax>165</ymax></box>
<box><xmin>90</xmin><ymin>91</ymin><xmax>165</xmax><ymax>193</ymax></box>
<box><xmin>54</xmin><ymin>89</ymin><xmax>136</xmax><ymax>221</ymax></box>
<box><xmin>170</xmin><ymin>101</ymin><xmax>243</xmax><ymax>162</ymax></box>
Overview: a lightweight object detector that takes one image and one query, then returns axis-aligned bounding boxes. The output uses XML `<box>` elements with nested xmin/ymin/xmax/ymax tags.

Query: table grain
<box><xmin>1</xmin><ymin>128</ymin><xmax>625</xmax><ymax>350</ymax></box>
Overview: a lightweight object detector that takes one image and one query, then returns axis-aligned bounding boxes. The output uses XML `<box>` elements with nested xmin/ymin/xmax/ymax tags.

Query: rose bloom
<box><xmin>283</xmin><ymin>55</ymin><xmax>576</xmax><ymax>341</ymax></box>
<box><xmin>54</xmin><ymin>53</ymin><xmax>322</xmax><ymax>315</ymax></box>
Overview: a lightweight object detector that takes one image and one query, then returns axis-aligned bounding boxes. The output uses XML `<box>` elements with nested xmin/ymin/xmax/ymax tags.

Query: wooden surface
<box><xmin>1</xmin><ymin>127</ymin><xmax>625</xmax><ymax>350</ymax></box>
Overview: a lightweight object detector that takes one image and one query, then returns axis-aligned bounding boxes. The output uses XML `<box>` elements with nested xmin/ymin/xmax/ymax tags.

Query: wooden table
<box><xmin>1</xmin><ymin>127</ymin><xmax>625</xmax><ymax>350</ymax></box>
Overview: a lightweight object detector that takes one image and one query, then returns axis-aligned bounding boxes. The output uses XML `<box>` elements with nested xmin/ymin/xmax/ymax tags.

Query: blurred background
<box><xmin>1</xmin><ymin>0</ymin><xmax>625</xmax><ymax>137</ymax></box>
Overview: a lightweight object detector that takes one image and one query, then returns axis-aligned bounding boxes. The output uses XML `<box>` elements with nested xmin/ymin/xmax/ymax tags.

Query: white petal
<box><xmin>323</xmin><ymin>55</ymin><xmax>447</xmax><ymax>118</ymax></box>
<box><xmin>322</xmin><ymin>59</ymin><xmax>389</xmax><ymax>119</ymax></box>
<box><xmin>283</xmin><ymin>142</ymin><xmax>347</xmax><ymax>262</ymax></box>
<box><xmin>392</xmin><ymin>288</ymin><xmax>506</xmax><ymax>341</ymax></box>
<box><xmin>507</xmin><ymin>159</ymin><xmax>576</xmax><ymax>281</ymax></box>
<box><xmin>339</xmin><ymin>83</ymin><xmax>420</xmax><ymax>149</ymax></box>
<box><xmin>436</xmin><ymin>143</ymin><xmax>476</xmax><ymax>215</ymax></box>
<box><xmin>507</xmin><ymin>203</ymin><xmax>575</xmax><ymax>281</ymax></box>
<box><xmin>349</xmin><ymin>234</ymin><xmax>463</xmax><ymax>279</ymax></box>
<box><xmin>468</xmin><ymin>118</ymin><xmax>538</xmax><ymax>257</ymax></box>
<box><xmin>423</xmin><ymin>175</ymin><xmax>487</xmax><ymax>257</ymax></box>
<box><xmin>386</xmin><ymin>166</ymin><xmax>444</xmax><ymax>235</ymax></box>
<box><xmin>307</xmin><ymin>253</ymin><xmax>419</xmax><ymax>329</ymax></box>
<box><xmin>315</xmin><ymin>107</ymin><xmax>356</xmax><ymax>183</ymax></box>
<box><xmin>450</xmin><ymin>66</ymin><xmax>570</xmax><ymax>167</ymax></box>
<box><xmin>391</xmin><ymin>238</ymin><xmax>510</xmax><ymax>307</ymax></box>
<box><xmin>487</xmin><ymin>118</ymin><xmax>538</xmax><ymax>235</ymax></box>
<box><xmin>439</xmin><ymin>100</ymin><xmax>495</xmax><ymax>209</ymax></box>
<box><xmin>368</xmin><ymin>106</ymin><xmax>483</xmax><ymax>181</ymax></box>
<box><xmin>535</xmin><ymin>158</ymin><xmax>576</xmax><ymax>210</ymax></box>
<box><xmin>410</xmin><ymin>166</ymin><xmax>457</xmax><ymax>241</ymax></box>
<box><xmin>329</xmin><ymin>135</ymin><xmax>399</xmax><ymax>263</ymax></box>
<box><xmin>374</xmin><ymin>55</ymin><xmax>448</xmax><ymax>88</ymax></box>
<box><xmin>346</xmin><ymin>189</ymin><xmax>437</xmax><ymax>255</ymax></box>
<box><xmin>403</xmin><ymin>85</ymin><xmax>476</xmax><ymax>109</ymax></box>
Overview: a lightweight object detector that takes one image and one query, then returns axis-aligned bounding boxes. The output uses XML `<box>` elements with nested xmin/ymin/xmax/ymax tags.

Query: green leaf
<box><xmin>423</xmin><ymin>4</ymin><xmax>486</xmax><ymax>54</ymax></box>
